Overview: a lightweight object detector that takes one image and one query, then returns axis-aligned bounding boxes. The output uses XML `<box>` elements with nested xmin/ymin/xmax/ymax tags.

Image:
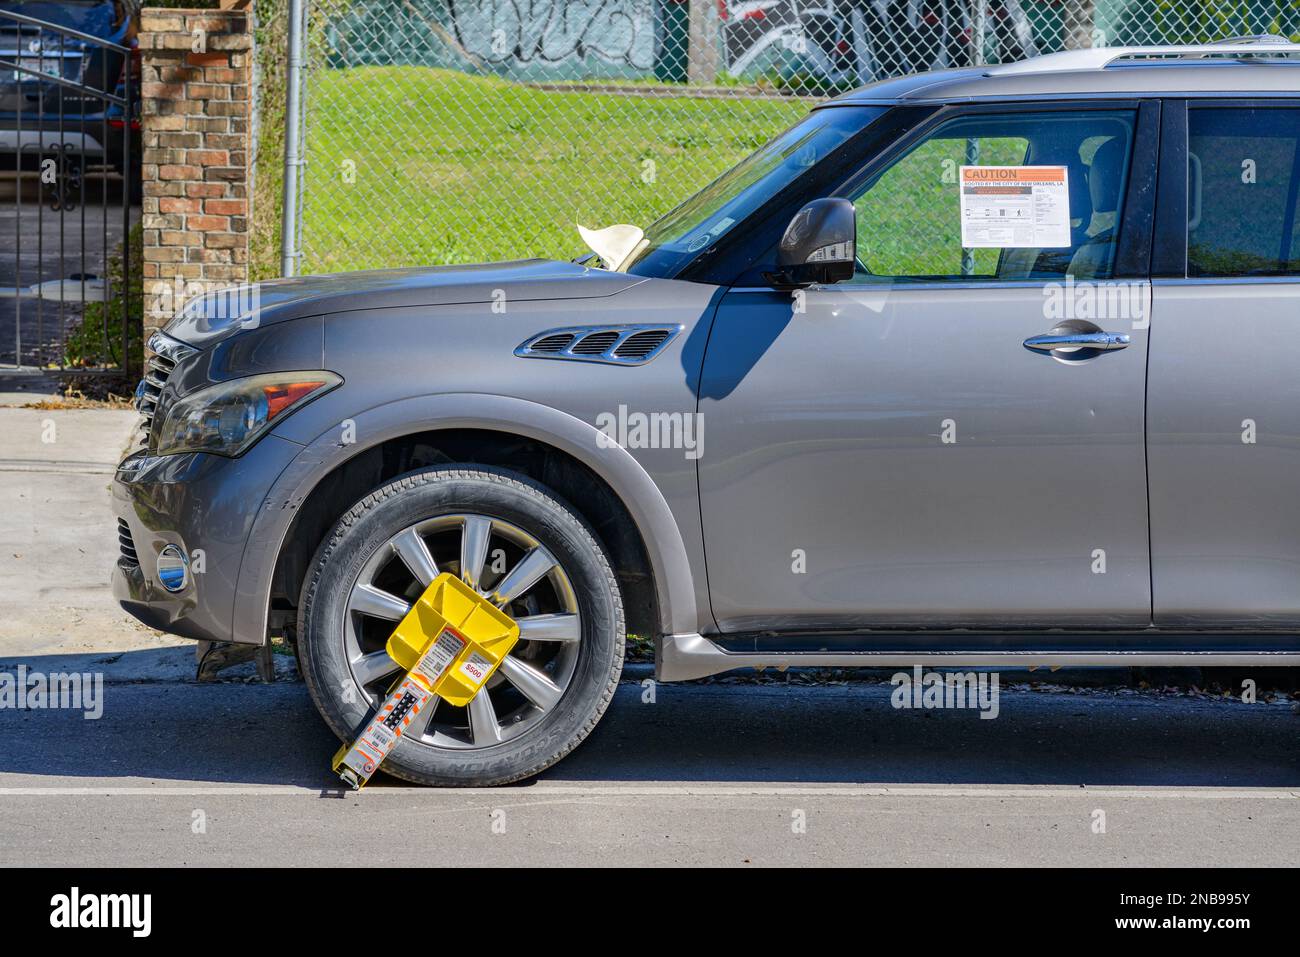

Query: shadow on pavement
<box><xmin>0</xmin><ymin>672</ymin><xmax>1295</xmax><ymax>789</ymax></box>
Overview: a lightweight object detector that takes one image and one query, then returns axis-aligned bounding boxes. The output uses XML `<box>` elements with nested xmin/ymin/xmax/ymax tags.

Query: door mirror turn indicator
<box><xmin>766</xmin><ymin>197</ymin><xmax>858</xmax><ymax>289</ymax></box>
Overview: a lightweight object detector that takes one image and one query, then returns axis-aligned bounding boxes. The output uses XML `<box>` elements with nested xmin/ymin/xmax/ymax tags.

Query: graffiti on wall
<box><xmin>435</xmin><ymin>0</ymin><xmax>1035</xmax><ymax>81</ymax></box>
<box><xmin>720</xmin><ymin>0</ymin><xmax>1037</xmax><ymax>82</ymax></box>
<box><xmin>448</xmin><ymin>0</ymin><xmax>659</xmax><ymax>68</ymax></box>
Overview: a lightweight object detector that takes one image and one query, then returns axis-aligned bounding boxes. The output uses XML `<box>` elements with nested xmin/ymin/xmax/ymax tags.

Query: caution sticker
<box><xmin>959</xmin><ymin>166</ymin><xmax>1070</xmax><ymax>249</ymax></box>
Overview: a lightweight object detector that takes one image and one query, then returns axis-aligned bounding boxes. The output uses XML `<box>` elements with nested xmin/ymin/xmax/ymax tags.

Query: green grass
<box><xmin>300</xmin><ymin>67</ymin><xmax>808</xmax><ymax>271</ymax></box>
<box><xmin>856</xmin><ymin>137</ymin><xmax>1030</xmax><ymax>278</ymax></box>
<box><xmin>299</xmin><ymin>67</ymin><xmax>1106</xmax><ymax>280</ymax></box>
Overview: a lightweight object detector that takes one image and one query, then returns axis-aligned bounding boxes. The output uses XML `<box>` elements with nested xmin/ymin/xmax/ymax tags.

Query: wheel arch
<box><xmin>231</xmin><ymin>393</ymin><xmax>702</xmax><ymax>648</ymax></box>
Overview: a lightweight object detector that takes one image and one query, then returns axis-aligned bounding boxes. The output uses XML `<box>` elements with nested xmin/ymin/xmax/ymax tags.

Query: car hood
<box><xmin>163</xmin><ymin>259</ymin><xmax>647</xmax><ymax>348</ymax></box>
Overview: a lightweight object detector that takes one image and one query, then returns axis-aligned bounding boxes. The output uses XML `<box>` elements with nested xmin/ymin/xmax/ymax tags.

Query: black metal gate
<box><xmin>0</xmin><ymin>7</ymin><xmax>138</xmax><ymax>379</ymax></box>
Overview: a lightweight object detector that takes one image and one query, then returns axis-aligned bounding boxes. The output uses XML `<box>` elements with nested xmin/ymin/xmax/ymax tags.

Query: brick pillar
<box><xmin>139</xmin><ymin>7</ymin><xmax>252</xmax><ymax>337</ymax></box>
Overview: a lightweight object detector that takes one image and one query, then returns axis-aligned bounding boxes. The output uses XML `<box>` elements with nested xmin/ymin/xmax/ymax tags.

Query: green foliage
<box><xmin>1118</xmin><ymin>0</ymin><xmax>1300</xmax><ymax>43</ymax></box>
<box><xmin>64</xmin><ymin>222</ymin><xmax>144</xmax><ymax>373</ymax></box>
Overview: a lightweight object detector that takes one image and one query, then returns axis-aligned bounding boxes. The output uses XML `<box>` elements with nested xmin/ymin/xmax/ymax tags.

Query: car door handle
<box><xmin>1023</xmin><ymin>332</ymin><xmax>1131</xmax><ymax>353</ymax></box>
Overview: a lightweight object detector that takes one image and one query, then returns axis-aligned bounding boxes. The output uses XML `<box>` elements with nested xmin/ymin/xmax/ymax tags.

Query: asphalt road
<box><xmin>0</xmin><ymin>678</ymin><xmax>1294</xmax><ymax>866</ymax></box>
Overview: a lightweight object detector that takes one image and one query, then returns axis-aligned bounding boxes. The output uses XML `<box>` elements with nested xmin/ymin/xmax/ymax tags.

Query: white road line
<box><xmin>0</xmin><ymin>458</ymin><xmax>116</xmax><ymax>474</ymax></box>
<box><xmin>0</xmin><ymin>785</ymin><xmax>1294</xmax><ymax>799</ymax></box>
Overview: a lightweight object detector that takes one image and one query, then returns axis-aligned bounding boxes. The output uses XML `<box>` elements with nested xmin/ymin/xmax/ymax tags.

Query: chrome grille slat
<box><xmin>136</xmin><ymin>331</ymin><xmax>199</xmax><ymax>446</ymax></box>
<box><xmin>570</xmin><ymin>331</ymin><xmax>619</xmax><ymax>355</ymax></box>
<box><xmin>530</xmin><ymin>333</ymin><xmax>575</xmax><ymax>353</ymax></box>
<box><xmin>613</xmin><ymin>329</ymin><xmax>671</xmax><ymax>359</ymax></box>
<box><xmin>117</xmin><ymin>519</ymin><xmax>138</xmax><ymax>564</ymax></box>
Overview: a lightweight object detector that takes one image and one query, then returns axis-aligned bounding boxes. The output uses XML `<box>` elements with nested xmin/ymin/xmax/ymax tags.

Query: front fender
<box><xmin>231</xmin><ymin>392</ymin><xmax>702</xmax><ymax>645</ymax></box>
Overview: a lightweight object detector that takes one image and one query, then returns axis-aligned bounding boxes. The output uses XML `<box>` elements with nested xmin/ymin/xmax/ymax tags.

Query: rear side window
<box><xmin>1188</xmin><ymin>106</ymin><xmax>1300</xmax><ymax>277</ymax></box>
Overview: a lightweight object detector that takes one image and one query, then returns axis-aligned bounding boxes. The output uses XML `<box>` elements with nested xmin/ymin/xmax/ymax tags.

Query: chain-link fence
<box><xmin>293</xmin><ymin>0</ymin><xmax>1300</xmax><ymax>274</ymax></box>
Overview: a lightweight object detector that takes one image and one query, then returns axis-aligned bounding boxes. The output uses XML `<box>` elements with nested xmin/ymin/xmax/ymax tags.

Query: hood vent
<box><xmin>515</xmin><ymin>324</ymin><xmax>681</xmax><ymax>366</ymax></box>
<box><xmin>569</xmin><ymin>331</ymin><xmax>620</xmax><ymax>355</ymax></box>
<box><xmin>613</xmin><ymin>329</ymin><xmax>671</xmax><ymax>359</ymax></box>
<box><xmin>530</xmin><ymin>333</ymin><xmax>576</xmax><ymax>353</ymax></box>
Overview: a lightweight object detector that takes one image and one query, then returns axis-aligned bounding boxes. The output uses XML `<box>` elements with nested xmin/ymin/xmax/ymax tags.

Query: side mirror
<box><xmin>766</xmin><ymin>197</ymin><xmax>856</xmax><ymax>289</ymax></box>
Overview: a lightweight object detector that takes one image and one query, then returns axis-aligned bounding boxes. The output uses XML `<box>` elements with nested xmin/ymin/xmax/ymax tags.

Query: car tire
<box><xmin>298</xmin><ymin>465</ymin><xmax>625</xmax><ymax>786</ymax></box>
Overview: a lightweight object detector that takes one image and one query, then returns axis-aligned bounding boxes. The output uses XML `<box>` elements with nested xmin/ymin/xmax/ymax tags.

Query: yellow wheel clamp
<box><xmin>333</xmin><ymin>571</ymin><xmax>521</xmax><ymax>789</ymax></box>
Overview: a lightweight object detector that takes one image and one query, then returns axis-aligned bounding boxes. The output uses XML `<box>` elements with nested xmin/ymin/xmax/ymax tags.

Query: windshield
<box><xmin>624</xmin><ymin>106</ymin><xmax>884</xmax><ymax>277</ymax></box>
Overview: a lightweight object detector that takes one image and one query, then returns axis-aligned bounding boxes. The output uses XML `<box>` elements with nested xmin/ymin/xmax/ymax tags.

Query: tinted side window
<box><xmin>1188</xmin><ymin>106</ymin><xmax>1300</xmax><ymax>277</ymax></box>
<box><xmin>845</xmin><ymin>110</ymin><xmax>1136</xmax><ymax>282</ymax></box>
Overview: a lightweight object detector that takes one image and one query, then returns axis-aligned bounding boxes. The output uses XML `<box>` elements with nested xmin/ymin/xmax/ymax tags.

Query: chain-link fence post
<box><xmin>972</xmin><ymin>0</ymin><xmax>989</xmax><ymax>66</ymax></box>
<box><xmin>279</xmin><ymin>0</ymin><xmax>306</xmax><ymax>277</ymax></box>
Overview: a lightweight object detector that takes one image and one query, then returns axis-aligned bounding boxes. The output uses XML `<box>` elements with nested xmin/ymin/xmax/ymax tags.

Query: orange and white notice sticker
<box><xmin>959</xmin><ymin>166</ymin><xmax>1070</xmax><ymax>249</ymax></box>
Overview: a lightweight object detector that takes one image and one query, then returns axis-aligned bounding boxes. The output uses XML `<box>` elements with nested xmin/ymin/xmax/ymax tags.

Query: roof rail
<box><xmin>988</xmin><ymin>37</ymin><xmax>1300</xmax><ymax>76</ymax></box>
<box><xmin>1218</xmin><ymin>34</ymin><xmax>1296</xmax><ymax>44</ymax></box>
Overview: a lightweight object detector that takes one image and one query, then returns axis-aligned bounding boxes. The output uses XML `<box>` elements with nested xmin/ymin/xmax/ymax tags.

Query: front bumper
<box><xmin>111</xmin><ymin>434</ymin><xmax>304</xmax><ymax>644</ymax></box>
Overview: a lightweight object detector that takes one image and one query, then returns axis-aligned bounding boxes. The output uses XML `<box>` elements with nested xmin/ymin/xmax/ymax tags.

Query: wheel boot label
<box><xmin>412</xmin><ymin>627</ymin><xmax>465</xmax><ymax>689</ymax></box>
<box><xmin>332</xmin><ymin>676</ymin><xmax>433</xmax><ymax>789</ymax></box>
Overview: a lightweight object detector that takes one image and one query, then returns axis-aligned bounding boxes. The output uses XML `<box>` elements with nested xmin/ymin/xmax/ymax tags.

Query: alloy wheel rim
<box><xmin>342</xmin><ymin>513</ymin><xmax>582</xmax><ymax>750</ymax></box>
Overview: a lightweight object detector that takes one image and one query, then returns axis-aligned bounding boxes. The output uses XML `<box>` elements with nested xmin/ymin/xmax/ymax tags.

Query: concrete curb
<box><xmin>619</xmin><ymin>661</ymin><xmax>1148</xmax><ymax>687</ymax></box>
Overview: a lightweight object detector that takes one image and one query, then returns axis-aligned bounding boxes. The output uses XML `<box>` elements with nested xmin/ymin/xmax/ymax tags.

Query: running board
<box><xmin>656</xmin><ymin>633</ymin><xmax>1300</xmax><ymax>682</ymax></box>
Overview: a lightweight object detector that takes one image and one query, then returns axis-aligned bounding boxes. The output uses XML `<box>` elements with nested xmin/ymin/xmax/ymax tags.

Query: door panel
<box><xmin>1148</xmin><ymin>103</ymin><xmax>1300</xmax><ymax>626</ymax></box>
<box><xmin>698</xmin><ymin>283</ymin><xmax>1152</xmax><ymax>632</ymax></box>
<box><xmin>697</xmin><ymin>103</ymin><xmax>1154</xmax><ymax>634</ymax></box>
<box><xmin>1148</xmin><ymin>283</ymin><xmax>1300</xmax><ymax>625</ymax></box>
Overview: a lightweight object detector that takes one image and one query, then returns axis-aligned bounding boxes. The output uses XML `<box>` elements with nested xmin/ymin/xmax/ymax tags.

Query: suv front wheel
<box><xmin>298</xmin><ymin>466</ymin><xmax>625</xmax><ymax>786</ymax></box>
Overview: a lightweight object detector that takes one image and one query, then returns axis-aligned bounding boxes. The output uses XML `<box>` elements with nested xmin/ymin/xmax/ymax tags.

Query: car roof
<box><xmin>824</xmin><ymin>49</ymin><xmax>1300</xmax><ymax>107</ymax></box>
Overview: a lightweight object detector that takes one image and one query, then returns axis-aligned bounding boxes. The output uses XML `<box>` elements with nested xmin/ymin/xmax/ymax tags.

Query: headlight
<box><xmin>154</xmin><ymin>372</ymin><xmax>341</xmax><ymax>457</ymax></box>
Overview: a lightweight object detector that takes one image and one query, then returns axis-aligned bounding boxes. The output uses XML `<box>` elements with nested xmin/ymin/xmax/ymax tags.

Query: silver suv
<box><xmin>115</xmin><ymin>41</ymin><xmax>1300</xmax><ymax>785</ymax></box>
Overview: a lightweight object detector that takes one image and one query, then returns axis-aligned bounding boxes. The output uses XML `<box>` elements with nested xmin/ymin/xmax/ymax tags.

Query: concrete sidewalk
<box><xmin>1</xmin><ymin>681</ymin><xmax>1294</xmax><ymax>866</ymax></box>
<box><xmin>0</xmin><ymin>406</ymin><xmax>191</xmax><ymax>676</ymax></box>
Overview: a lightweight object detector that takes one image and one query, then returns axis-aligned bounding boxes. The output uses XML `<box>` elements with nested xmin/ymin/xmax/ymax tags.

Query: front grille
<box><xmin>136</xmin><ymin>352</ymin><xmax>173</xmax><ymax>437</ymax></box>
<box><xmin>117</xmin><ymin>519</ymin><xmax>138</xmax><ymax>565</ymax></box>
<box><xmin>136</xmin><ymin>332</ymin><xmax>197</xmax><ymax>446</ymax></box>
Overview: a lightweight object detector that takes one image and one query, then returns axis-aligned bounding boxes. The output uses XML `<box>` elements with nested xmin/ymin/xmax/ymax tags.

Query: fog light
<box><xmin>157</xmin><ymin>545</ymin><xmax>190</xmax><ymax>593</ymax></box>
